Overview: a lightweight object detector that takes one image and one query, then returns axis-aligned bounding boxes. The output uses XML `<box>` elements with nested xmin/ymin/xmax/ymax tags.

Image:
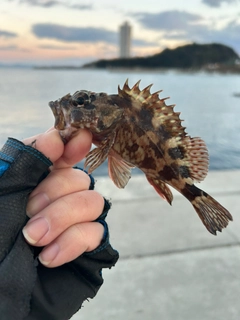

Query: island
<box><xmin>82</xmin><ymin>43</ymin><xmax>240</xmax><ymax>73</ymax></box>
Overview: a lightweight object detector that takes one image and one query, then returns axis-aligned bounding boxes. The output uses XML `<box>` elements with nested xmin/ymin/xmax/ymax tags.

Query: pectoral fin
<box><xmin>108</xmin><ymin>150</ymin><xmax>135</xmax><ymax>188</ymax></box>
<box><xmin>85</xmin><ymin>134</ymin><xmax>116</xmax><ymax>173</ymax></box>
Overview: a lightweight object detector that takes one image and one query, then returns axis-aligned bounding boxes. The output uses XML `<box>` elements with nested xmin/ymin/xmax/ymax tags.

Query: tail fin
<box><xmin>182</xmin><ymin>184</ymin><xmax>232</xmax><ymax>235</ymax></box>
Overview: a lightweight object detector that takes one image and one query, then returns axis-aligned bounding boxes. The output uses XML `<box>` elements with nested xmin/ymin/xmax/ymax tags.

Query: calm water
<box><xmin>0</xmin><ymin>67</ymin><xmax>240</xmax><ymax>175</ymax></box>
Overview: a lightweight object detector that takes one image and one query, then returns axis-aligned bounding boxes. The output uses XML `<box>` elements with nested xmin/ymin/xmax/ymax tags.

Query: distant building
<box><xmin>119</xmin><ymin>21</ymin><xmax>131</xmax><ymax>58</ymax></box>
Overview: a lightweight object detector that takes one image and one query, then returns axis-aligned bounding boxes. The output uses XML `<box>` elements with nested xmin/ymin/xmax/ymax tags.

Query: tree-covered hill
<box><xmin>82</xmin><ymin>43</ymin><xmax>239</xmax><ymax>69</ymax></box>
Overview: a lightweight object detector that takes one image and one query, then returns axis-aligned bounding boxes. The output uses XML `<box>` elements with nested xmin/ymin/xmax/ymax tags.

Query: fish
<box><xmin>49</xmin><ymin>80</ymin><xmax>233</xmax><ymax>235</ymax></box>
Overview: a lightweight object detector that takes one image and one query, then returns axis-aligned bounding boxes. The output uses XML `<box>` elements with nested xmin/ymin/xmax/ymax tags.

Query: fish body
<box><xmin>49</xmin><ymin>80</ymin><xmax>232</xmax><ymax>235</ymax></box>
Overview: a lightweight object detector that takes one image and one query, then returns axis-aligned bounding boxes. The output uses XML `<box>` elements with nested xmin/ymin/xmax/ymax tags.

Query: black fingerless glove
<box><xmin>0</xmin><ymin>138</ymin><xmax>119</xmax><ymax>320</ymax></box>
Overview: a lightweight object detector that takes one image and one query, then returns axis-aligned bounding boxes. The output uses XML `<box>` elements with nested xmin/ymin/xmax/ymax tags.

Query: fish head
<box><xmin>49</xmin><ymin>90</ymin><xmax>123</xmax><ymax>140</ymax></box>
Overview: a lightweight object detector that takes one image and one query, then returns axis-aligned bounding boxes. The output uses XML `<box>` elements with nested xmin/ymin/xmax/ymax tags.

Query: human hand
<box><xmin>22</xmin><ymin>128</ymin><xmax>105</xmax><ymax>268</ymax></box>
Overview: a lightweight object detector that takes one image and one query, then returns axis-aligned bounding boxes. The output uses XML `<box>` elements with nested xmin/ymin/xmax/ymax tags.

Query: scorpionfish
<box><xmin>49</xmin><ymin>80</ymin><xmax>232</xmax><ymax>235</ymax></box>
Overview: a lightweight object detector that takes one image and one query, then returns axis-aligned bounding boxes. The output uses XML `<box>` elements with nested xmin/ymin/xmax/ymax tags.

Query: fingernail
<box><xmin>22</xmin><ymin>217</ymin><xmax>49</xmax><ymax>245</ymax></box>
<box><xmin>27</xmin><ymin>193</ymin><xmax>50</xmax><ymax>217</ymax></box>
<box><xmin>39</xmin><ymin>243</ymin><xmax>59</xmax><ymax>266</ymax></box>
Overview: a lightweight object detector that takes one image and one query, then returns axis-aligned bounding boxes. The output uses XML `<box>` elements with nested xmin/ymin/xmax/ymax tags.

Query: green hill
<box><xmin>83</xmin><ymin>43</ymin><xmax>239</xmax><ymax>70</ymax></box>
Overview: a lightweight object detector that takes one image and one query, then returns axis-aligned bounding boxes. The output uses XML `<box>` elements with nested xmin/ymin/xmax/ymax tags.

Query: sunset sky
<box><xmin>0</xmin><ymin>0</ymin><xmax>240</xmax><ymax>66</ymax></box>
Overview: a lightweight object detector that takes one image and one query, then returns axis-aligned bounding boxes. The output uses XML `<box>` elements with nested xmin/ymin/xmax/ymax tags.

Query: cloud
<box><xmin>32</xmin><ymin>23</ymin><xmax>157</xmax><ymax>49</ymax></box>
<box><xmin>131</xmin><ymin>10</ymin><xmax>240</xmax><ymax>54</ymax></box>
<box><xmin>210</xmin><ymin>19</ymin><xmax>240</xmax><ymax>53</ymax></box>
<box><xmin>0</xmin><ymin>45</ymin><xmax>17</xmax><ymax>50</ymax></box>
<box><xmin>38</xmin><ymin>44</ymin><xmax>77</xmax><ymax>50</ymax></box>
<box><xmin>133</xmin><ymin>39</ymin><xmax>157</xmax><ymax>47</ymax></box>
<box><xmin>32</xmin><ymin>23</ymin><xmax>118</xmax><ymax>43</ymax></box>
<box><xmin>0</xmin><ymin>44</ymin><xmax>30</xmax><ymax>52</ymax></box>
<box><xmin>70</xmin><ymin>3</ymin><xmax>92</xmax><ymax>10</ymax></box>
<box><xmin>17</xmin><ymin>0</ymin><xmax>92</xmax><ymax>10</ymax></box>
<box><xmin>133</xmin><ymin>10</ymin><xmax>202</xmax><ymax>31</ymax></box>
<box><xmin>202</xmin><ymin>0</ymin><xmax>239</xmax><ymax>7</ymax></box>
<box><xmin>19</xmin><ymin>0</ymin><xmax>60</xmax><ymax>7</ymax></box>
<box><xmin>0</xmin><ymin>30</ymin><xmax>18</xmax><ymax>38</ymax></box>
<box><xmin>132</xmin><ymin>10</ymin><xmax>210</xmax><ymax>44</ymax></box>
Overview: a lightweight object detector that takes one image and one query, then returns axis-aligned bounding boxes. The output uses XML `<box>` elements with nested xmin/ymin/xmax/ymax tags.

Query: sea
<box><xmin>0</xmin><ymin>67</ymin><xmax>240</xmax><ymax>176</ymax></box>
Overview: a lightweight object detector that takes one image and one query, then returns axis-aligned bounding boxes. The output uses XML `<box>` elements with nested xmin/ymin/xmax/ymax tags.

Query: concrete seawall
<box><xmin>73</xmin><ymin>170</ymin><xmax>240</xmax><ymax>320</ymax></box>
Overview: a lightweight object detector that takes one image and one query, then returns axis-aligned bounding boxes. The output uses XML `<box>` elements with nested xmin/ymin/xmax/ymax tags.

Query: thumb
<box><xmin>22</xmin><ymin>129</ymin><xmax>64</xmax><ymax>163</ymax></box>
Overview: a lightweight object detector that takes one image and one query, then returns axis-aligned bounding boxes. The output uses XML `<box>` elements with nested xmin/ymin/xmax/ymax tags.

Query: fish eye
<box><xmin>76</xmin><ymin>97</ymin><xmax>85</xmax><ymax>105</ymax></box>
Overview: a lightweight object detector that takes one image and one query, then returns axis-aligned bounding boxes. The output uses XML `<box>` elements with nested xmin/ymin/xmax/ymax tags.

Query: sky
<box><xmin>0</xmin><ymin>0</ymin><xmax>240</xmax><ymax>66</ymax></box>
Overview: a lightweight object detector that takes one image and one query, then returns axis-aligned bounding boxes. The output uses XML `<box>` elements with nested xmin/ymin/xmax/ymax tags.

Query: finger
<box><xmin>22</xmin><ymin>129</ymin><xmax>64</xmax><ymax>163</ymax></box>
<box><xmin>53</xmin><ymin>129</ymin><xmax>92</xmax><ymax>169</ymax></box>
<box><xmin>45</xmin><ymin>126</ymin><xmax>55</xmax><ymax>133</ymax></box>
<box><xmin>22</xmin><ymin>128</ymin><xmax>92</xmax><ymax>168</ymax></box>
<box><xmin>22</xmin><ymin>190</ymin><xmax>104</xmax><ymax>246</ymax></box>
<box><xmin>38</xmin><ymin>222</ymin><xmax>104</xmax><ymax>267</ymax></box>
<box><xmin>26</xmin><ymin>168</ymin><xmax>91</xmax><ymax>217</ymax></box>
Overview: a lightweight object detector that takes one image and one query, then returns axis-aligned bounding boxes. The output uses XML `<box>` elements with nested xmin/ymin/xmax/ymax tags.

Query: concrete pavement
<box><xmin>72</xmin><ymin>170</ymin><xmax>240</xmax><ymax>320</ymax></box>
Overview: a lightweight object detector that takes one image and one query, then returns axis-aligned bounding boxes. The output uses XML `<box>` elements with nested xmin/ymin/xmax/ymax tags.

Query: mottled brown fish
<box><xmin>49</xmin><ymin>80</ymin><xmax>232</xmax><ymax>235</ymax></box>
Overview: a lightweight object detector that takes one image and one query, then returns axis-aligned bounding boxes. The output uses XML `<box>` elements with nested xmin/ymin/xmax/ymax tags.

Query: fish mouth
<box><xmin>58</xmin><ymin>120</ymin><xmax>98</xmax><ymax>142</ymax></box>
<box><xmin>71</xmin><ymin>118</ymin><xmax>99</xmax><ymax>131</ymax></box>
<box><xmin>72</xmin><ymin>121</ymin><xmax>95</xmax><ymax>129</ymax></box>
<box><xmin>49</xmin><ymin>100</ymin><xmax>67</xmax><ymax>131</ymax></box>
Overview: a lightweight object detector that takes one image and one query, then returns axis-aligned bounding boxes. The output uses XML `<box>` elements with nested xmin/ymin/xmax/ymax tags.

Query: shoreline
<box><xmin>32</xmin><ymin>65</ymin><xmax>240</xmax><ymax>74</ymax></box>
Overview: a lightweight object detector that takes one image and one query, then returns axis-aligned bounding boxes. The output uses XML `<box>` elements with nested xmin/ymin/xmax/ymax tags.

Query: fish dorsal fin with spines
<box><xmin>118</xmin><ymin>80</ymin><xmax>209</xmax><ymax>183</ymax></box>
<box><xmin>118</xmin><ymin>79</ymin><xmax>187</xmax><ymax>139</ymax></box>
